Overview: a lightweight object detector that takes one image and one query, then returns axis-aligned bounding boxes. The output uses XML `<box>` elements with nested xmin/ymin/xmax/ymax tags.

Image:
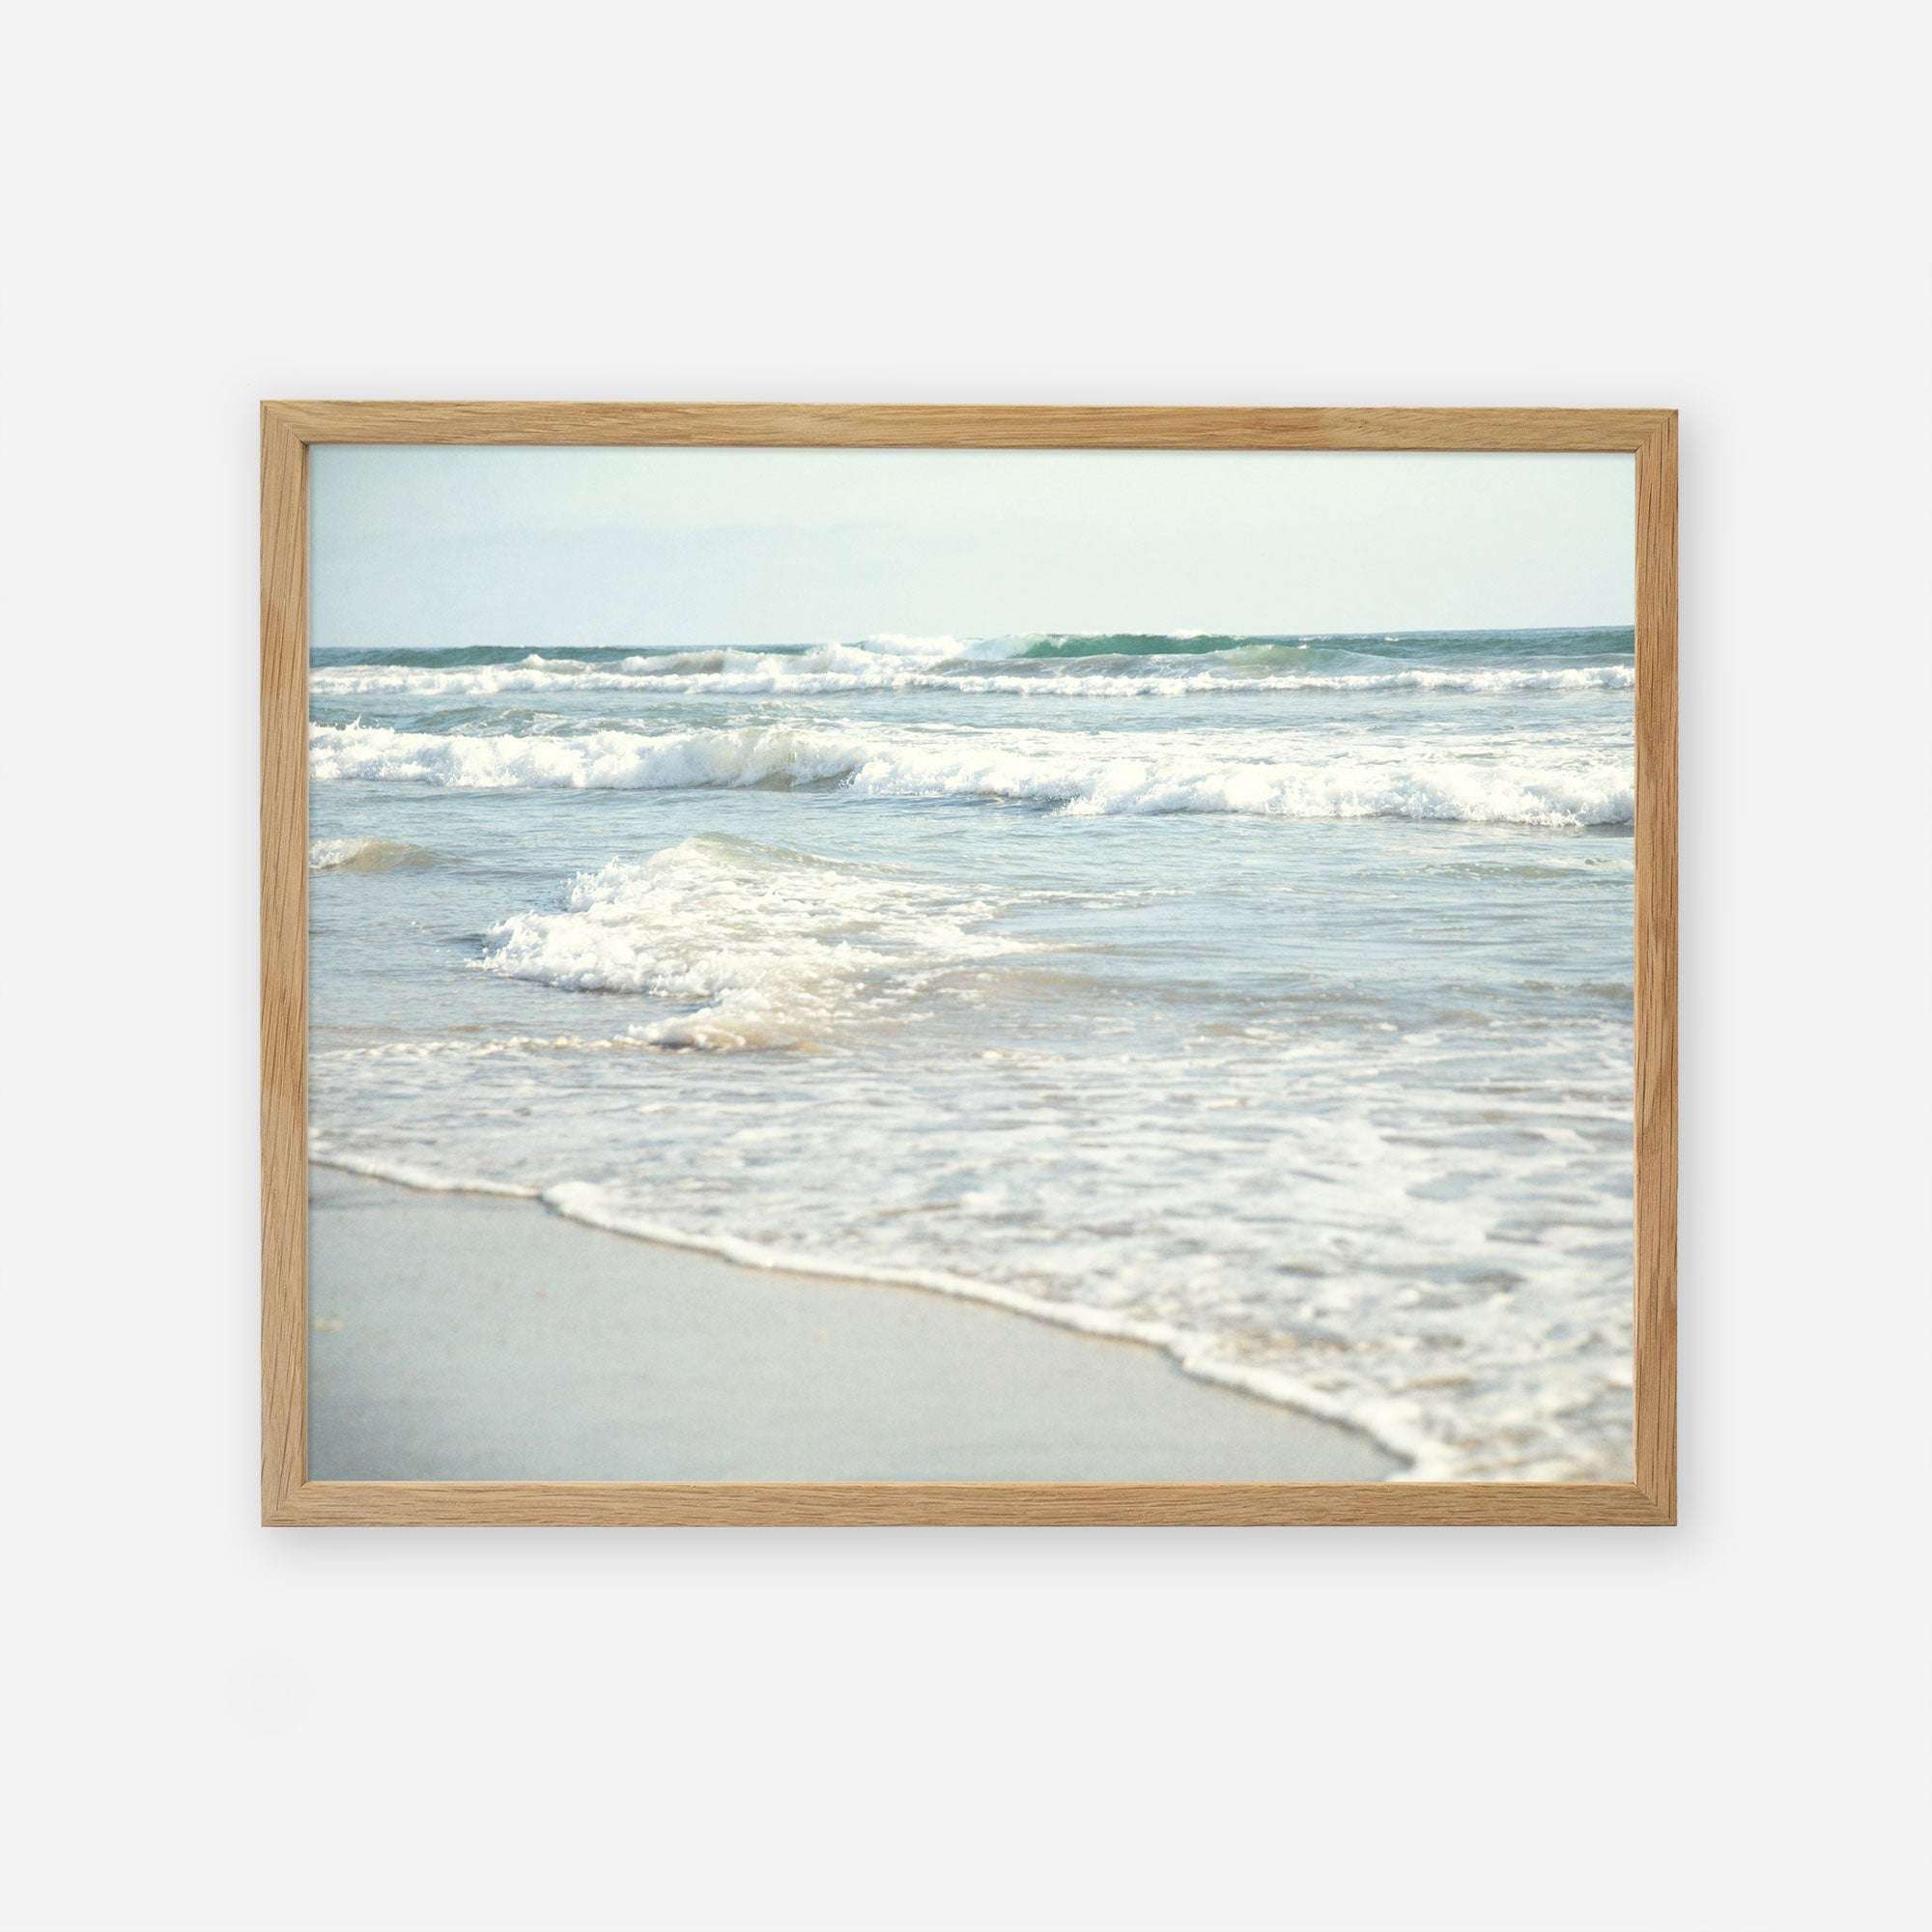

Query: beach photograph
<box><xmin>305</xmin><ymin>444</ymin><xmax>1637</xmax><ymax>1485</ymax></box>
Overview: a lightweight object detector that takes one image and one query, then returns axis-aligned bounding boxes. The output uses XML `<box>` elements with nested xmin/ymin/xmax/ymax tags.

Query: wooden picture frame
<box><xmin>263</xmin><ymin>403</ymin><xmax>1676</xmax><ymax>1526</ymax></box>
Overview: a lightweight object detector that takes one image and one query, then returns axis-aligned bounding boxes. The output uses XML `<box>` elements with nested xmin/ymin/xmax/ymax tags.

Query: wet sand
<box><xmin>308</xmin><ymin>1165</ymin><xmax>1403</xmax><ymax>1483</ymax></box>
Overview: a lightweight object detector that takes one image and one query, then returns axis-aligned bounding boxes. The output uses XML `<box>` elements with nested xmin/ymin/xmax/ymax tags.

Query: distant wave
<box><xmin>314</xmin><ymin>626</ymin><xmax>1634</xmax><ymax>668</ymax></box>
<box><xmin>310</xmin><ymin>720</ymin><xmax>1634</xmax><ymax>826</ymax></box>
<box><xmin>311</xmin><ymin>650</ymin><xmax>1634</xmax><ymax>702</ymax></box>
<box><xmin>311</xmin><ymin>628</ymin><xmax>1634</xmax><ymax>701</ymax></box>
<box><xmin>308</xmin><ymin>837</ymin><xmax>437</xmax><ymax>871</ymax></box>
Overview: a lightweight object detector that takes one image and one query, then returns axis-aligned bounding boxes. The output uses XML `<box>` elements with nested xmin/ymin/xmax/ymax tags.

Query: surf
<box><xmin>473</xmin><ymin>835</ymin><xmax>1029</xmax><ymax>1051</ymax></box>
<box><xmin>310</xmin><ymin>720</ymin><xmax>1634</xmax><ymax>827</ymax></box>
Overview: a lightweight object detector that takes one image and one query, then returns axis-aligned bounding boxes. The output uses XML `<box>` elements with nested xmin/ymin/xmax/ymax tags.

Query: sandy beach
<box><xmin>308</xmin><ymin>1165</ymin><xmax>1403</xmax><ymax>1483</ymax></box>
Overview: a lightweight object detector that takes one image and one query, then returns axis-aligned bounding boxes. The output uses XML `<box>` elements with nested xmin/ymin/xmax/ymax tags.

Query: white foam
<box><xmin>474</xmin><ymin>834</ymin><xmax>1027</xmax><ymax>1049</ymax></box>
<box><xmin>311</xmin><ymin>1010</ymin><xmax>1637</xmax><ymax>1481</ymax></box>
<box><xmin>311</xmin><ymin>720</ymin><xmax>1634</xmax><ymax>826</ymax></box>
<box><xmin>310</xmin><ymin>1147</ymin><xmax>543</xmax><ymax>1198</ymax></box>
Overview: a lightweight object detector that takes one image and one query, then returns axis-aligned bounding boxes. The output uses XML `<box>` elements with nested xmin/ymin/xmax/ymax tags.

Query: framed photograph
<box><xmin>263</xmin><ymin>403</ymin><xmax>1676</xmax><ymax>1526</ymax></box>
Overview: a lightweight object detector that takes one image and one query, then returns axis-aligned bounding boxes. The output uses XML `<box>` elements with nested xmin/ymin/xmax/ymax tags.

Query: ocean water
<box><xmin>308</xmin><ymin>627</ymin><xmax>1636</xmax><ymax>1480</ymax></box>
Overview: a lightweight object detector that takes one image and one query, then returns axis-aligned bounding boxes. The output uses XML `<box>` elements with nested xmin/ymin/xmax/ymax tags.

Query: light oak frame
<box><xmin>263</xmin><ymin>403</ymin><xmax>1677</xmax><ymax>1526</ymax></box>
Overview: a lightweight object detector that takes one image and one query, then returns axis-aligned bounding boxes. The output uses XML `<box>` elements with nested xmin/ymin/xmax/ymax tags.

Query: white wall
<box><xmin>6</xmin><ymin>6</ymin><xmax>1926</xmax><ymax>1929</ymax></box>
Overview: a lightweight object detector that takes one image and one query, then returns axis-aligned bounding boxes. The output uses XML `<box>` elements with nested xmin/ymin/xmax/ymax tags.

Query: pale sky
<box><xmin>310</xmin><ymin>445</ymin><xmax>1634</xmax><ymax>649</ymax></box>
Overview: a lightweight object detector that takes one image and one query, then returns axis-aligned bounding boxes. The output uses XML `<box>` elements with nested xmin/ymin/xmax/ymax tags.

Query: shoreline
<box><xmin>308</xmin><ymin>1162</ymin><xmax>1405</xmax><ymax>1484</ymax></box>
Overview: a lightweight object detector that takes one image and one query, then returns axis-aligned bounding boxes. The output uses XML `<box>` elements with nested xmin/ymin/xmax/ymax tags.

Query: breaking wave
<box><xmin>308</xmin><ymin>837</ymin><xmax>437</xmax><ymax>871</ymax></box>
<box><xmin>474</xmin><ymin>835</ymin><xmax>1024</xmax><ymax>1050</ymax></box>
<box><xmin>311</xmin><ymin>720</ymin><xmax>1634</xmax><ymax>826</ymax></box>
